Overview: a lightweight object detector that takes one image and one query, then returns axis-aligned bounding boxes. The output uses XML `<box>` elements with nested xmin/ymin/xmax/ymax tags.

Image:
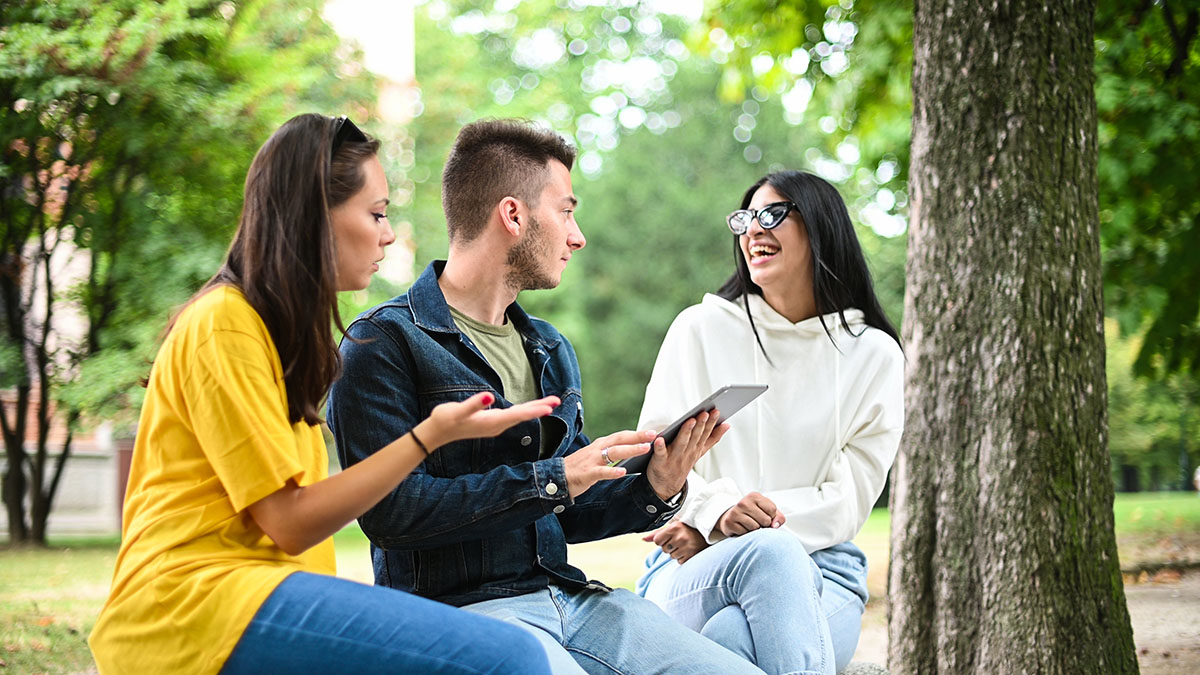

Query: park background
<box><xmin>1</xmin><ymin>0</ymin><xmax>1197</xmax><ymax>673</ymax></box>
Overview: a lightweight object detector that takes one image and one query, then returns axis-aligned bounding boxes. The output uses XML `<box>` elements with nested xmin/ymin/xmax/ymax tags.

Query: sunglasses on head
<box><xmin>331</xmin><ymin>116</ymin><xmax>367</xmax><ymax>157</ymax></box>
<box><xmin>726</xmin><ymin>201</ymin><xmax>798</xmax><ymax>235</ymax></box>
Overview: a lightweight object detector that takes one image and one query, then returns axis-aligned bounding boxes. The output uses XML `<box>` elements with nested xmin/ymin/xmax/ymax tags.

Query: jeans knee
<box><xmin>728</xmin><ymin>528</ymin><xmax>813</xmax><ymax>582</ymax></box>
<box><xmin>742</xmin><ymin>527</ymin><xmax>807</xmax><ymax>560</ymax></box>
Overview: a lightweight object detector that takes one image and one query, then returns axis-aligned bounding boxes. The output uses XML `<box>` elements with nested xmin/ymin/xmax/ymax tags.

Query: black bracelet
<box><xmin>409</xmin><ymin>428</ymin><xmax>432</xmax><ymax>456</ymax></box>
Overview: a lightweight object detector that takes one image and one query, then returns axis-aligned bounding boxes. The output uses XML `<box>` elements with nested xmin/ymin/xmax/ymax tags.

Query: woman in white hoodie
<box><xmin>634</xmin><ymin>171</ymin><xmax>904</xmax><ymax>675</ymax></box>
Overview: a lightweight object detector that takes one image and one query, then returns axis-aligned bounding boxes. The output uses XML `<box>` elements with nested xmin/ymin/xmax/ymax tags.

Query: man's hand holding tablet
<box><xmin>618</xmin><ymin>384</ymin><xmax>769</xmax><ymax>478</ymax></box>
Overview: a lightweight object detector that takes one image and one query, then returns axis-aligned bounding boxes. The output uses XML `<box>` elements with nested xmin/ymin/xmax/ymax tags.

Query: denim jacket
<box><xmin>328</xmin><ymin>261</ymin><xmax>679</xmax><ymax>607</ymax></box>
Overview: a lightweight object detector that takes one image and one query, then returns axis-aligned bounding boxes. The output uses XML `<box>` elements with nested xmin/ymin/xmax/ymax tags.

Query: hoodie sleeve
<box><xmin>762</xmin><ymin>340</ymin><xmax>904</xmax><ymax>552</ymax></box>
<box><xmin>637</xmin><ymin>307</ymin><xmax>742</xmax><ymax>538</ymax></box>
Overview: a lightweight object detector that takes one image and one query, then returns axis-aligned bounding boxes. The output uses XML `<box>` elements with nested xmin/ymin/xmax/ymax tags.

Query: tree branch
<box><xmin>1161</xmin><ymin>4</ymin><xmax>1198</xmax><ymax>81</ymax></box>
<box><xmin>44</xmin><ymin>410</ymin><xmax>77</xmax><ymax>508</ymax></box>
<box><xmin>1130</xmin><ymin>0</ymin><xmax>1154</xmax><ymax>28</ymax></box>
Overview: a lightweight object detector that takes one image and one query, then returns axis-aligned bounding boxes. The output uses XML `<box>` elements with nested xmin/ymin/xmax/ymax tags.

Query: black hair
<box><xmin>716</xmin><ymin>170</ymin><xmax>901</xmax><ymax>361</ymax></box>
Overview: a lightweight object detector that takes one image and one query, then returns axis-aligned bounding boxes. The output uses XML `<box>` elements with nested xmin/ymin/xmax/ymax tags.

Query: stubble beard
<box><xmin>505</xmin><ymin>214</ymin><xmax>558</xmax><ymax>291</ymax></box>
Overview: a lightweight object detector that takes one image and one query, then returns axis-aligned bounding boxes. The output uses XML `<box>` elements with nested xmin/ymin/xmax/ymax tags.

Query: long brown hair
<box><xmin>181</xmin><ymin>113</ymin><xmax>380</xmax><ymax>425</ymax></box>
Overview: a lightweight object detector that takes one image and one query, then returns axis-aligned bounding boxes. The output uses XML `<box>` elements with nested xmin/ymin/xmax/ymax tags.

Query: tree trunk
<box><xmin>1</xmin><ymin>385</ymin><xmax>30</xmax><ymax>545</ymax></box>
<box><xmin>2</xmin><ymin>441</ymin><xmax>28</xmax><ymax>544</ymax></box>
<box><xmin>889</xmin><ymin>1</ymin><xmax>1137</xmax><ymax>673</ymax></box>
<box><xmin>30</xmin><ymin>414</ymin><xmax>74</xmax><ymax>545</ymax></box>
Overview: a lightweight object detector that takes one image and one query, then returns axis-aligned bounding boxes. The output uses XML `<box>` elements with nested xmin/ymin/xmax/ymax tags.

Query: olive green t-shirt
<box><xmin>449</xmin><ymin>303</ymin><xmax>541</xmax><ymax>397</ymax></box>
<box><xmin>449</xmin><ymin>306</ymin><xmax>545</xmax><ymax>455</ymax></box>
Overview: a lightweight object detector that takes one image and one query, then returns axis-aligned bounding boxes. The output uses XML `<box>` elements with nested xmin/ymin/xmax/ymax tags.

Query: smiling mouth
<box><xmin>749</xmin><ymin>243</ymin><xmax>780</xmax><ymax>261</ymax></box>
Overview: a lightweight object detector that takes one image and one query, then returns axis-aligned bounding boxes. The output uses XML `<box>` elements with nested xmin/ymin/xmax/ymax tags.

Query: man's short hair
<box><xmin>442</xmin><ymin>119</ymin><xmax>577</xmax><ymax>244</ymax></box>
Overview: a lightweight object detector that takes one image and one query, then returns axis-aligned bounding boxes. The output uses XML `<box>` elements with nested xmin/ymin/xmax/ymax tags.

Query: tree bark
<box><xmin>1</xmin><ymin>241</ymin><xmax>31</xmax><ymax>545</ymax></box>
<box><xmin>889</xmin><ymin>1</ymin><xmax>1137</xmax><ymax>673</ymax></box>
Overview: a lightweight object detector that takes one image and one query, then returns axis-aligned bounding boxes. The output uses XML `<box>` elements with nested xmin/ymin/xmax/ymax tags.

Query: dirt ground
<box><xmin>1125</xmin><ymin>571</ymin><xmax>1200</xmax><ymax>674</ymax></box>
<box><xmin>851</xmin><ymin>571</ymin><xmax>1200</xmax><ymax>673</ymax></box>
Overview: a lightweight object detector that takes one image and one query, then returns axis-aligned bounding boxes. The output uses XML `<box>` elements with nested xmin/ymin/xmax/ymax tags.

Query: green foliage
<box><xmin>1107</xmin><ymin>320</ymin><xmax>1197</xmax><ymax>492</ymax></box>
<box><xmin>0</xmin><ymin>0</ymin><xmax>377</xmax><ymax>539</ymax></box>
<box><xmin>708</xmin><ymin>0</ymin><xmax>1200</xmax><ymax>489</ymax></box>
<box><xmin>399</xmin><ymin>0</ymin><xmax>907</xmax><ymax>435</ymax></box>
<box><xmin>711</xmin><ymin>1</ymin><xmax>1200</xmax><ymax>382</ymax></box>
<box><xmin>706</xmin><ymin>0</ymin><xmax>913</xmax><ymax>241</ymax></box>
<box><xmin>1096</xmin><ymin>3</ymin><xmax>1200</xmax><ymax>377</ymax></box>
<box><xmin>1</xmin><ymin>0</ymin><xmax>377</xmax><ymax>423</ymax></box>
<box><xmin>570</xmin><ymin>65</ymin><xmax>774</xmax><ymax>431</ymax></box>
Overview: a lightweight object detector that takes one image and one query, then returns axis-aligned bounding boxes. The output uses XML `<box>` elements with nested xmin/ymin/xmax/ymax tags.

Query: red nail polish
<box><xmin>481</xmin><ymin>393</ymin><xmax>493</xmax><ymax>405</ymax></box>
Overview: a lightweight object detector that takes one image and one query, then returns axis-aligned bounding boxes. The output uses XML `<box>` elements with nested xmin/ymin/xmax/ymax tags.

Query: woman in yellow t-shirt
<box><xmin>89</xmin><ymin>114</ymin><xmax>557</xmax><ymax>674</ymax></box>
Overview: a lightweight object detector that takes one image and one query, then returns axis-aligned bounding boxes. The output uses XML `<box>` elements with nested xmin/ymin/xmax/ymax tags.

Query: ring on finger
<box><xmin>601</xmin><ymin>448</ymin><xmax>612</xmax><ymax>464</ymax></box>
<box><xmin>665</xmin><ymin>544</ymin><xmax>674</xmax><ymax>552</ymax></box>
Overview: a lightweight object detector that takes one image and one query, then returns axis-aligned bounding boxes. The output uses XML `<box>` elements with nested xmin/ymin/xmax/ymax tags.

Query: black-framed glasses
<box><xmin>331</xmin><ymin>116</ymin><xmax>367</xmax><ymax>157</ymax></box>
<box><xmin>727</xmin><ymin>201</ymin><xmax>798</xmax><ymax>235</ymax></box>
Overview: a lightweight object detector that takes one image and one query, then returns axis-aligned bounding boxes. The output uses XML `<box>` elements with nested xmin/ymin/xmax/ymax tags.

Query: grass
<box><xmin>1110</xmin><ymin>492</ymin><xmax>1200</xmax><ymax>573</ymax></box>
<box><xmin>0</xmin><ymin>536</ymin><xmax>119</xmax><ymax>674</ymax></box>
<box><xmin>1112</xmin><ymin>491</ymin><xmax>1200</xmax><ymax>536</ymax></box>
<box><xmin>2</xmin><ymin>492</ymin><xmax>1197</xmax><ymax>673</ymax></box>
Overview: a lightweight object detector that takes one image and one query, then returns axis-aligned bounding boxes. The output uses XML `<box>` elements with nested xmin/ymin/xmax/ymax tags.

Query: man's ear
<box><xmin>498</xmin><ymin>196</ymin><xmax>522</xmax><ymax>237</ymax></box>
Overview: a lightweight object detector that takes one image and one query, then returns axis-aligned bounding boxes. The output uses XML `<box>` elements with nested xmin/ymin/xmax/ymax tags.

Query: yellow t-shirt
<box><xmin>89</xmin><ymin>286</ymin><xmax>335</xmax><ymax>674</ymax></box>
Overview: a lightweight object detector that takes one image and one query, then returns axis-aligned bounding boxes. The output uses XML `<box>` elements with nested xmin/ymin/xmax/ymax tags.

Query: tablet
<box><xmin>616</xmin><ymin>384</ymin><xmax>768</xmax><ymax>475</ymax></box>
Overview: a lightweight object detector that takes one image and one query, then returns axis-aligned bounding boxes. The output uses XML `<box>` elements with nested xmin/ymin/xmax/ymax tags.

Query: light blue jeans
<box><xmin>221</xmin><ymin>572</ymin><xmax>551</xmax><ymax>674</ymax></box>
<box><xmin>636</xmin><ymin>529</ymin><xmax>869</xmax><ymax>675</ymax></box>
<box><xmin>462</xmin><ymin>585</ymin><xmax>765</xmax><ymax>674</ymax></box>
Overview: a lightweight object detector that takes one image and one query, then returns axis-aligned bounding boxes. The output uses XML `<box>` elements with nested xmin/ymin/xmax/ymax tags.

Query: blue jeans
<box><xmin>221</xmin><ymin>572</ymin><xmax>551</xmax><ymax>674</ymax></box>
<box><xmin>462</xmin><ymin>585</ymin><xmax>765</xmax><ymax>674</ymax></box>
<box><xmin>636</xmin><ymin>529</ymin><xmax>869</xmax><ymax>675</ymax></box>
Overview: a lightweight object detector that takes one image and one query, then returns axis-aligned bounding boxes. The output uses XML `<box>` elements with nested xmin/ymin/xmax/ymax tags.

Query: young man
<box><xmin>328</xmin><ymin>120</ymin><xmax>762</xmax><ymax>674</ymax></box>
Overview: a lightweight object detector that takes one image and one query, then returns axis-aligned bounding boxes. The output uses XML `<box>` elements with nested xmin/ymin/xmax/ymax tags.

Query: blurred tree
<box><xmin>706</xmin><ymin>0</ymin><xmax>913</xmax><ymax>229</ymax></box>
<box><xmin>405</xmin><ymin>0</ymin><xmax>747</xmax><ymax>434</ymax></box>
<box><xmin>401</xmin><ymin>0</ymin><xmax>906</xmax><ymax>435</ymax></box>
<box><xmin>572</xmin><ymin>65</ymin><xmax>789</xmax><ymax>432</ymax></box>
<box><xmin>1097</xmin><ymin>2</ymin><xmax>1200</xmax><ymax>377</ymax></box>
<box><xmin>711</xmin><ymin>0</ymin><xmax>1200</xmax><ymax>381</ymax></box>
<box><xmin>678</xmin><ymin>0</ymin><xmax>912</xmax><ymax>334</ymax></box>
<box><xmin>0</xmin><ymin>0</ymin><xmax>375</xmax><ymax>546</ymax></box>
<box><xmin>1107</xmin><ymin>320</ymin><xmax>1197</xmax><ymax>492</ymax></box>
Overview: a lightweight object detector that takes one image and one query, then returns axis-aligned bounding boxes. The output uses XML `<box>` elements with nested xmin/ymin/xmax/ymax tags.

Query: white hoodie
<box><xmin>638</xmin><ymin>293</ymin><xmax>904</xmax><ymax>553</ymax></box>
